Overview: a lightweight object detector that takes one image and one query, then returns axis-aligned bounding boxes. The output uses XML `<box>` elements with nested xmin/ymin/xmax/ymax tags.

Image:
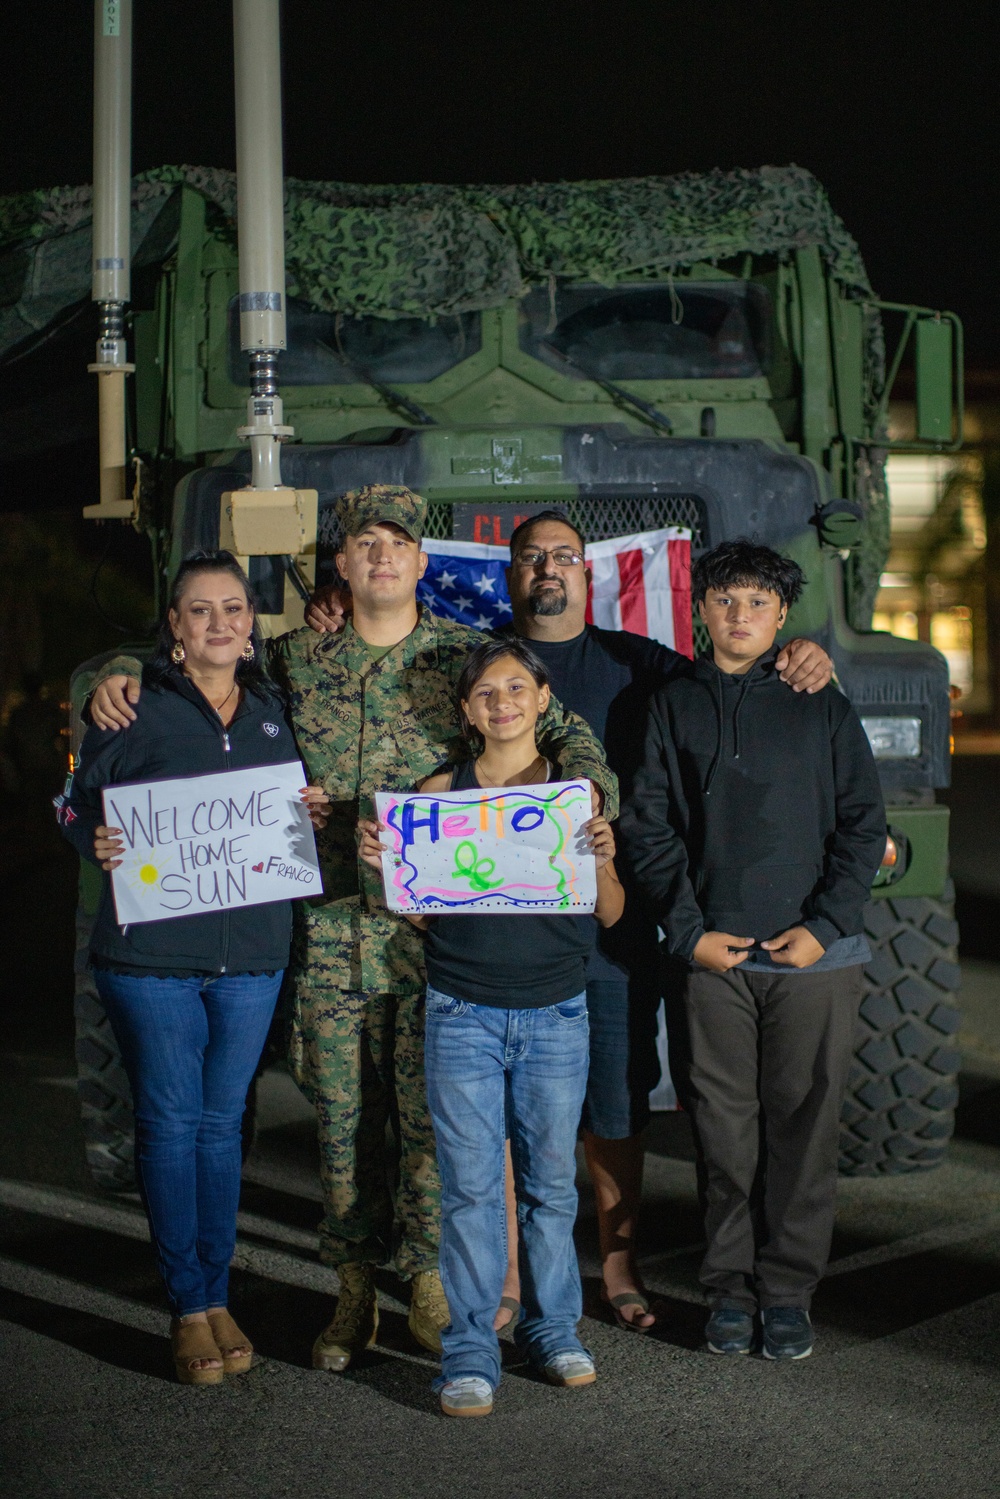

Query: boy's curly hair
<box><xmin>691</xmin><ymin>539</ymin><xmax>805</xmax><ymax>610</ymax></box>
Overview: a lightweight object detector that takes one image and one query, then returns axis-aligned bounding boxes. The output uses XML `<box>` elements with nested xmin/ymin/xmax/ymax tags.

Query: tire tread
<box><xmin>840</xmin><ymin>882</ymin><xmax>960</xmax><ymax>1176</ymax></box>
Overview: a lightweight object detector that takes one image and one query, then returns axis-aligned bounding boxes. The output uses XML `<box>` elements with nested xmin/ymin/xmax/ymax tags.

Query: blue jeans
<box><xmin>423</xmin><ymin>985</ymin><xmax>590</xmax><ymax>1391</ymax></box>
<box><xmin>94</xmin><ymin>969</ymin><xmax>283</xmax><ymax>1317</ymax></box>
<box><xmin>581</xmin><ymin>977</ymin><xmax>661</xmax><ymax>1139</ymax></box>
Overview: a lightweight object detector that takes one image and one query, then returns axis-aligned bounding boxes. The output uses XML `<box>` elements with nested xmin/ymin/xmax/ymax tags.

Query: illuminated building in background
<box><xmin>875</xmin><ymin>396</ymin><xmax>992</xmax><ymax>720</ymax></box>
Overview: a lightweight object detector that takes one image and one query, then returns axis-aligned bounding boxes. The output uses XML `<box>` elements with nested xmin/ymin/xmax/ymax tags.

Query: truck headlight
<box><xmin>861</xmin><ymin>716</ymin><xmax>922</xmax><ymax>758</ymax></box>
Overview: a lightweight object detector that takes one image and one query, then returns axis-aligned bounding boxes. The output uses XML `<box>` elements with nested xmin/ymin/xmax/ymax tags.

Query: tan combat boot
<box><xmin>312</xmin><ymin>1262</ymin><xmax>379</xmax><ymax>1372</ymax></box>
<box><xmin>408</xmin><ymin>1268</ymin><xmax>450</xmax><ymax>1354</ymax></box>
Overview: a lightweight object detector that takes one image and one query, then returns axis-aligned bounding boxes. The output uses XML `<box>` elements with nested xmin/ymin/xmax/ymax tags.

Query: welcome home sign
<box><xmin>375</xmin><ymin>780</ymin><xmax>597</xmax><ymax>916</ymax></box>
<box><xmin>102</xmin><ymin>761</ymin><xmax>321</xmax><ymax>925</ymax></box>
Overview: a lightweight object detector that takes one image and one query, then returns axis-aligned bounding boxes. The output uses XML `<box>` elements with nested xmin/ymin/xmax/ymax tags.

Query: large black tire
<box><xmin>74</xmin><ymin>905</ymin><xmax>136</xmax><ymax>1191</ymax></box>
<box><xmin>839</xmin><ymin>881</ymin><xmax>962</xmax><ymax>1175</ymax></box>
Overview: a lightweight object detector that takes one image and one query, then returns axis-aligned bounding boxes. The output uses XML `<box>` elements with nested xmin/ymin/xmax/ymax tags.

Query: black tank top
<box><xmin>422</xmin><ymin>759</ymin><xmax>596</xmax><ymax>1009</ymax></box>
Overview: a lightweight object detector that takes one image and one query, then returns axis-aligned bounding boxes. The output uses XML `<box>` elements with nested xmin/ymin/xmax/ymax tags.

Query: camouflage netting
<box><xmin>0</xmin><ymin>164</ymin><xmax>888</xmax><ymax>612</ymax></box>
<box><xmin>1</xmin><ymin>162</ymin><xmax>877</xmax><ymax>341</ymax></box>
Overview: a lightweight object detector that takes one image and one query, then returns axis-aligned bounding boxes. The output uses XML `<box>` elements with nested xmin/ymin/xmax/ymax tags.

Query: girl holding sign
<box><xmin>59</xmin><ymin>551</ymin><xmax>329</xmax><ymax>1385</ymax></box>
<box><xmin>359</xmin><ymin>638</ymin><xmax>623</xmax><ymax>1417</ymax></box>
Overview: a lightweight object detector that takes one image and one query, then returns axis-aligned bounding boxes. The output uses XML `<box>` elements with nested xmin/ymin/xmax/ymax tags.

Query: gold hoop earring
<box><xmin>242</xmin><ymin>639</ymin><xmax>255</xmax><ymax>662</ymax></box>
<box><xmin>171</xmin><ymin>641</ymin><xmax>186</xmax><ymax>664</ymax></box>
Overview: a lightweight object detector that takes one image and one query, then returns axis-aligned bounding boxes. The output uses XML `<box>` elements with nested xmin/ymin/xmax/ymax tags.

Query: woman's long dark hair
<box><xmin>456</xmin><ymin>636</ymin><xmax>550</xmax><ymax>753</ymax></box>
<box><xmin>147</xmin><ymin>550</ymin><xmax>272</xmax><ymax>699</ymax></box>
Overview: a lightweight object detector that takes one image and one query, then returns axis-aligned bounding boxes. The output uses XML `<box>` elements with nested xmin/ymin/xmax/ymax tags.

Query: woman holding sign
<box><xmin>360</xmin><ymin>638</ymin><xmax>623</xmax><ymax>1417</ymax></box>
<box><xmin>58</xmin><ymin>550</ymin><xmax>329</xmax><ymax>1385</ymax></box>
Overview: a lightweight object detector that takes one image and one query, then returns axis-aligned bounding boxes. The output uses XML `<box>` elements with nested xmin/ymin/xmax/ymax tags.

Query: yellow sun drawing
<box><xmin>121</xmin><ymin>851</ymin><xmax>174</xmax><ymax>900</ymax></box>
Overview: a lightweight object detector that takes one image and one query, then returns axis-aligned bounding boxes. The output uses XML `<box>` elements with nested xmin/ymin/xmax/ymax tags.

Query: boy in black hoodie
<box><xmin>621</xmin><ymin>540</ymin><xmax>885</xmax><ymax>1360</ymax></box>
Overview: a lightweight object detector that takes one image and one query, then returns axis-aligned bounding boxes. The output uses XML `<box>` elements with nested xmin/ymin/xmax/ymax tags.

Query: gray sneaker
<box><xmin>706</xmin><ymin>1301</ymin><xmax>754</xmax><ymax>1355</ymax></box>
<box><xmin>542</xmin><ymin>1351</ymin><xmax>597</xmax><ymax>1387</ymax></box>
<box><xmin>762</xmin><ymin>1307</ymin><xmax>813</xmax><ymax>1360</ymax></box>
<box><xmin>439</xmin><ymin>1376</ymin><xmax>494</xmax><ymax>1417</ymax></box>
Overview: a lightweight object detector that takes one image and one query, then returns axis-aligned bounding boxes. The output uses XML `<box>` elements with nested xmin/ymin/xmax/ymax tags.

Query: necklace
<box><xmin>212</xmin><ymin>682</ymin><xmax>238</xmax><ymax>719</ymax></box>
<box><xmin>184</xmin><ymin>670</ymin><xmax>237</xmax><ymax>720</ymax></box>
<box><xmin>473</xmin><ymin>752</ymin><xmax>547</xmax><ymax>788</ymax></box>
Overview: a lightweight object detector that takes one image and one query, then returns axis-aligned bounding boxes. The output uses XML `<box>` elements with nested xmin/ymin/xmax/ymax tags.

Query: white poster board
<box><xmin>375</xmin><ymin>779</ymin><xmax>597</xmax><ymax>916</ymax></box>
<box><xmin>102</xmin><ymin>760</ymin><xmax>321</xmax><ymax>925</ymax></box>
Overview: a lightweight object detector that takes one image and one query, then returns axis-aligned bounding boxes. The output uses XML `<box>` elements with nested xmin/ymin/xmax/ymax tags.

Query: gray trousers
<box><xmin>678</xmin><ymin>964</ymin><xmax>862</xmax><ymax>1310</ymax></box>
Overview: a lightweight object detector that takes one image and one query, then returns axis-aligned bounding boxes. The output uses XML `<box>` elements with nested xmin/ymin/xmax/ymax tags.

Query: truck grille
<box><xmin>421</xmin><ymin>493</ymin><xmax>707</xmax><ymax>548</ymax></box>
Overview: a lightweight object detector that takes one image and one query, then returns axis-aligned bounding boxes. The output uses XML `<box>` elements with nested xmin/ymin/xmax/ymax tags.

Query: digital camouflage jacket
<box><xmin>94</xmin><ymin>609</ymin><xmax>618</xmax><ymax>995</ymax></box>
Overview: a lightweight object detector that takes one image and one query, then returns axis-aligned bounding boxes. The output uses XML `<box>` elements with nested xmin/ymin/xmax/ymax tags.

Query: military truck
<box><xmin>1</xmin><ymin>3</ymin><xmax>963</xmax><ymax>1187</ymax></box>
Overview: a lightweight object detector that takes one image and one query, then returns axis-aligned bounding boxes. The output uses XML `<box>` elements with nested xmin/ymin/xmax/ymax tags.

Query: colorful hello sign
<box><xmin>374</xmin><ymin>780</ymin><xmax>597</xmax><ymax>915</ymax></box>
<box><xmin>102</xmin><ymin>761</ymin><xmax>322</xmax><ymax>925</ymax></box>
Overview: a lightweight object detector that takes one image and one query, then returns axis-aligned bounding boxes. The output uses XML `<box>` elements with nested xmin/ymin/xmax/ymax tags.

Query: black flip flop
<box><xmin>604</xmin><ymin>1291</ymin><xmax>656</xmax><ymax>1332</ymax></box>
<box><xmin>495</xmin><ymin>1296</ymin><xmax>521</xmax><ymax>1330</ymax></box>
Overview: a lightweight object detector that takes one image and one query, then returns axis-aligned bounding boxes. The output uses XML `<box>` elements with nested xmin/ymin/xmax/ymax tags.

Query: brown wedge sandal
<box><xmin>171</xmin><ymin>1319</ymin><xmax>224</xmax><ymax>1385</ymax></box>
<box><xmin>206</xmin><ymin>1308</ymin><xmax>254</xmax><ymax>1375</ymax></box>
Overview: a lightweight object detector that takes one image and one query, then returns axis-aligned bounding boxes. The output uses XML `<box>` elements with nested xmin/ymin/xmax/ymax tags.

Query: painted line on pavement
<box><xmin>0</xmin><ymin>1252</ymin><xmax>440</xmax><ymax>1374</ymax></box>
<box><xmin>0</xmin><ymin>1251</ymin><xmax>170</xmax><ymax>1336</ymax></box>
<box><xmin>0</xmin><ymin>1178</ymin><xmax>378</xmax><ymax>1305</ymax></box>
<box><xmin>241</xmin><ymin>1159</ymin><xmax>324</xmax><ymax>1203</ymax></box>
<box><xmin>824</xmin><ymin>1211</ymin><xmax>1000</xmax><ymax>1277</ymax></box>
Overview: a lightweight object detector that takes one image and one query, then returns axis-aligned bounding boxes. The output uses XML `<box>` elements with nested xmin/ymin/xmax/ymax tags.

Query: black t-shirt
<box><xmin>526</xmin><ymin>626</ymin><xmax>689</xmax><ymax>985</ymax></box>
<box><xmin>422</xmin><ymin>760</ymin><xmax>596</xmax><ymax>1009</ymax></box>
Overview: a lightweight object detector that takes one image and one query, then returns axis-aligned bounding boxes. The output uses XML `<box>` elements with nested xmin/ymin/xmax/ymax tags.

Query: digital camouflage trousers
<box><xmin>288</xmin><ymin>984</ymin><xmax>441</xmax><ymax>1277</ymax></box>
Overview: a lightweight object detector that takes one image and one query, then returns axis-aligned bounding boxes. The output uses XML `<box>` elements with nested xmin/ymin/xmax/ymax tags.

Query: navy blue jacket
<box><xmin>620</xmin><ymin>649</ymin><xmax>886</xmax><ymax>959</ymax></box>
<box><xmin>61</xmin><ymin>667</ymin><xmax>300</xmax><ymax>975</ymax></box>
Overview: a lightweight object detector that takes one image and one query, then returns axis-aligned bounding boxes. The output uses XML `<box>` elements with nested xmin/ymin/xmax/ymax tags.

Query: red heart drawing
<box><xmin>252</xmin><ymin>862</ymin><xmax>264</xmax><ymax>873</ymax></box>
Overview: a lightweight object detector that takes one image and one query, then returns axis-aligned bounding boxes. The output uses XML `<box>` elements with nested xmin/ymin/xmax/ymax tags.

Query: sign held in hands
<box><xmin>103</xmin><ymin>761</ymin><xmax>322</xmax><ymax>925</ymax></box>
<box><xmin>374</xmin><ymin>780</ymin><xmax>597</xmax><ymax>916</ymax></box>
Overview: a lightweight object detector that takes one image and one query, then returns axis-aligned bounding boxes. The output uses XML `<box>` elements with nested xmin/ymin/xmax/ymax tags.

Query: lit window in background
<box><xmin>885</xmin><ymin>455</ymin><xmax>954</xmax><ymax>530</ymax></box>
<box><xmin>872</xmin><ymin>610</ymin><xmax>919</xmax><ymax>641</ymax></box>
<box><xmin>931</xmin><ymin>607</ymin><xmax>973</xmax><ymax>697</ymax></box>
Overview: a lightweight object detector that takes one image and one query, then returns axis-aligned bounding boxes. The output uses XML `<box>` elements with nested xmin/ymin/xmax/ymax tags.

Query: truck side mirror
<box><xmin>817</xmin><ymin>500</ymin><xmax>863</xmax><ymax>549</ymax></box>
<box><xmin>915</xmin><ymin>317</ymin><xmax>954</xmax><ymax>443</ymax></box>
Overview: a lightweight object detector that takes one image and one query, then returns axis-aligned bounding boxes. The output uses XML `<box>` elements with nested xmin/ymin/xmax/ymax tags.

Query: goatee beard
<box><xmin>529</xmin><ymin>589</ymin><xmax>568</xmax><ymax>616</ymax></box>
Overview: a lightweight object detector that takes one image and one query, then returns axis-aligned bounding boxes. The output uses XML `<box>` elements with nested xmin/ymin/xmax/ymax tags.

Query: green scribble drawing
<box><xmin>542</xmin><ymin>806</ymin><xmax>571</xmax><ymax>899</ymax></box>
<box><xmin>451</xmin><ymin>840</ymin><xmax>503</xmax><ymax>892</ymax></box>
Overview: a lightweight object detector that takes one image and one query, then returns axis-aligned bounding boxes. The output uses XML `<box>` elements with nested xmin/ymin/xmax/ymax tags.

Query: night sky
<box><xmin>2</xmin><ymin>0</ymin><xmax>997</xmax><ymax>364</ymax></box>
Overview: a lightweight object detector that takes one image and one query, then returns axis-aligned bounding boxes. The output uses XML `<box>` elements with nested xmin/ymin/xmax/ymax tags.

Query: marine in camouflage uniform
<box><xmin>88</xmin><ymin>486</ymin><xmax>618</xmax><ymax>1283</ymax></box>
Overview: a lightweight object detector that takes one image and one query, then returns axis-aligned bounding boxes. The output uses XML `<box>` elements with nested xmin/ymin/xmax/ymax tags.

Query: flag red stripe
<box><xmin>669</xmin><ymin>539</ymin><xmax>693</xmax><ymax>658</ymax></box>
<box><xmin>616</xmin><ymin>548</ymin><xmax>647</xmax><ymax>635</ymax></box>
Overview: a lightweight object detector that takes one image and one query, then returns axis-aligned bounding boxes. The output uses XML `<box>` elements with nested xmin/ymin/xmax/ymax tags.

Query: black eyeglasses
<box><xmin>513</xmin><ymin>547</ymin><xmax>585</xmax><ymax>568</ymax></box>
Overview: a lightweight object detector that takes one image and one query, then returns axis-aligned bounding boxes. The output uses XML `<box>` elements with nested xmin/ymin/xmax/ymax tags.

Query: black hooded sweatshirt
<box><xmin>59</xmin><ymin>666</ymin><xmax>299</xmax><ymax>976</ymax></box>
<box><xmin>619</xmin><ymin>648</ymin><xmax>886</xmax><ymax>964</ymax></box>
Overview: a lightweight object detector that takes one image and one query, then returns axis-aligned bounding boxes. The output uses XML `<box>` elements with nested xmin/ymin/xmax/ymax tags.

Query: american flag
<box><xmin>585</xmin><ymin>527</ymin><xmax>693</xmax><ymax>657</ymax></box>
<box><xmin>417</xmin><ymin>527</ymin><xmax>693</xmax><ymax>656</ymax></box>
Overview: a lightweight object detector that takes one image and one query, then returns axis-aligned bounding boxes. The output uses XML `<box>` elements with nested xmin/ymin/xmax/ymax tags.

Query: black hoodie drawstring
<box><xmin>733</xmin><ymin>671</ymin><xmax>754</xmax><ymax>760</ymax></box>
<box><xmin>703</xmin><ymin>672</ymin><xmax>725</xmax><ymax>796</ymax></box>
<box><xmin>703</xmin><ymin>664</ymin><xmax>757</xmax><ymax>793</ymax></box>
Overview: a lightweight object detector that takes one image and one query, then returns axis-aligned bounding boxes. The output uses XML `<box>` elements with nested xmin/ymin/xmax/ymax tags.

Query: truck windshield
<box><xmin>226</xmin><ymin>297</ymin><xmax>482</xmax><ymax>386</ymax></box>
<box><xmin>519</xmin><ymin>281</ymin><xmax>772</xmax><ymax>381</ymax></box>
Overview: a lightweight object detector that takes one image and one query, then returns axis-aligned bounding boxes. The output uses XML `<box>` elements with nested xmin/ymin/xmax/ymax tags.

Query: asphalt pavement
<box><xmin>2</xmin><ymin>761</ymin><xmax>1000</xmax><ymax>1498</ymax></box>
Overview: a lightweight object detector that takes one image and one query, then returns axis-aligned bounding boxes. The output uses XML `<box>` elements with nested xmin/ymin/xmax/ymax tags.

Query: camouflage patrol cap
<box><xmin>336</xmin><ymin>484</ymin><xmax>428</xmax><ymax>543</ymax></box>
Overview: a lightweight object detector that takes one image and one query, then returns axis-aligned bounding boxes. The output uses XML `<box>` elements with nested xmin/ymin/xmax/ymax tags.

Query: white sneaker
<box><xmin>440</xmin><ymin>1376</ymin><xmax>494</xmax><ymax>1417</ymax></box>
<box><xmin>542</xmin><ymin>1351</ymin><xmax>597</xmax><ymax>1387</ymax></box>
